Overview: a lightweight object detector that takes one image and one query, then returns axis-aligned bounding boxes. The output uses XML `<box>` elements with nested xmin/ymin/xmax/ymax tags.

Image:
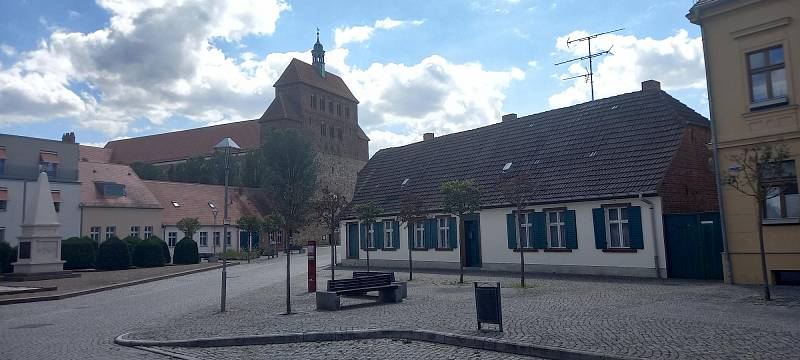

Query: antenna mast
<box><xmin>555</xmin><ymin>28</ymin><xmax>623</xmax><ymax>101</ymax></box>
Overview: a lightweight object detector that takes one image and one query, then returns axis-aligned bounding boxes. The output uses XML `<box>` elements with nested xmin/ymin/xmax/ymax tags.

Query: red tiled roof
<box><xmin>79</xmin><ymin>161</ymin><xmax>162</xmax><ymax>208</ymax></box>
<box><xmin>274</xmin><ymin>59</ymin><xmax>358</xmax><ymax>102</ymax></box>
<box><xmin>104</xmin><ymin>120</ymin><xmax>261</xmax><ymax>164</ymax></box>
<box><xmin>142</xmin><ymin>180</ymin><xmax>262</xmax><ymax>226</ymax></box>
<box><xmin>79</xmin><ymin>145</ymin><xmax>113</xmax><ymax>163</ymax></box>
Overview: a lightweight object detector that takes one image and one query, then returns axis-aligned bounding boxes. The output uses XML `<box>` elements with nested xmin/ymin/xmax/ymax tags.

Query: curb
<box><xmin>0</xmin><ymin>263</ymin><xmax>237</xmax><ymax>305</ymax></box>
<box><xmin>115</xmin><ymin>329</ymin><xmax>640</xmax><ymax>360</ymax></box>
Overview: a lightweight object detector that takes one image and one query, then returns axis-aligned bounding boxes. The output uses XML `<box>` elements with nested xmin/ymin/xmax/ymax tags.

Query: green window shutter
<box><xmin>532</xmin><ymin>212</ymin><xmax>547</xmax><ymax>249</ymax></box>
<box><xmin>565</xmin><ymin>210</ymin><xmax>578</xmax><ymax>249</ymax></box>
<box><xmin>506</xmin><ymin>213</ymin><xmax>517</xmax><ymax>249</ymax></box>
<box><xmin>408</xmin><ymin>222</ymin><xmax>415</xmax><ymax>249</ymax></box>
<box><xmin>592</xmin><ymin>208</ymin><xmax>606</xmax><ymax>249</ymax></box>
<box><xmin>375</xmin><ymin>221</ymin><xmax>384</xmax><ymax>249</ymax></box>
<box><xmin>425</xmin><ymin>218</ymin><xmax>437</xmax><ymax>249</ymax></box>
<box><xmin>393</xmin><ymin>221</ymin><xmax>400</xmax><ymax>249</ymax></box>
<box><xmin>448</xmin><ymin>217</ymin><xmax>458</xmax><ymax>248</ymax></box>
<box><xmin>628</xmin><ymin>206</ymin><xmax>644</xmax><ymax>249</ymax></box>
<box><xmin>359</xmin><ymin>223</ymin><xmax>367</xmax><ymax>250</ymax></box>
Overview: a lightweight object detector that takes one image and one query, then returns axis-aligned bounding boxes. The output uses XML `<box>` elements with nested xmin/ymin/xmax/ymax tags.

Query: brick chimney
<box><xmin>423</xmin><ymin>132</ymin><xmax>434</xmax><ymax>141</ymax></box>
<box><xmin>641</xmin><ymin>80</ymin><xmax>661</xmax><ymax>91</ymax></box>
<box><xmin>501</xmin><ymin>113</ymin><xmax>517</xmax><ymax>122</ymax></box>
<box><xmin>61</xmin><ymin>132</ymin><xmax>75</xmax><ymax>143</ymax></box>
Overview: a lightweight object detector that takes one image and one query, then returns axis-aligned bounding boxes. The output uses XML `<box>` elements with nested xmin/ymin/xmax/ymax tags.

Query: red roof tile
<box><xmin>79</xmin><ymin>145</ymin><xmax>113</xmax><ymax>163</ymax></box>
<box><xmin>142</xmin><ymin>180</ymin><xmax>262</xmax><ymax>225</ymax></box>
<box><xmin>79</xmin><ymin>161</ymin><xmax>162</xmax><ymax>208</ymax></box>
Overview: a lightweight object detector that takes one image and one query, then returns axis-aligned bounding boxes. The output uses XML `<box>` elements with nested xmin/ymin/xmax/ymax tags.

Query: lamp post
<box><xmin>209</xmin><ymin>201</ymin><xmax>218</xmax><ymax>254</ymax></box>
<box><xmin>214</xmin><ymin>137</ymin><xmax>240</xmax><ymax>313</ymax></box>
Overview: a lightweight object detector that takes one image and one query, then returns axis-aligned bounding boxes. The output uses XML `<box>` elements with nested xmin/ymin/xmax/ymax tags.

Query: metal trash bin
<box><xmin>474</xmin><ymin>281</ymin><xmax>503</xmax><ymax>331</ymax></box>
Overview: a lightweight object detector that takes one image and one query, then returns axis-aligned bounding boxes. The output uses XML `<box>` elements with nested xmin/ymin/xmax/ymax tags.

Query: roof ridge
<box><xmin>106</xmin><ymin>120</ymin><xmax>258</xmax><ymax>146</ymax></box>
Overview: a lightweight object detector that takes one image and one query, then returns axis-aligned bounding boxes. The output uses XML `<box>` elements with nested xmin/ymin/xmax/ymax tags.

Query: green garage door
<box><xmin>664</xmin><ymin>213</ymin><xmax>723</xmax><ymax>280</ymax></box>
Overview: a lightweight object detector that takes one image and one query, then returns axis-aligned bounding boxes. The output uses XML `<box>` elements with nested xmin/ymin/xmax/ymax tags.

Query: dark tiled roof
<box><xmin>142</xmin><ymin>180</ymin><xmax>262</xmax><ymax>225</ymax></box>
<box><xmin>348</xmin><ymin>89</ymin><xmax>709</xmax><ymax>216</ymax></box>
<box><xmin>79</xmin><ymin>161</ymin><xmax>162</xmax><ymax>209</ymax></box>
<box><xmin>105</xmin><ymin>120</ymin><xmax>261</xmax><ymax>164</ymax></box>
<box><xmin>274</xmin><ymin>59</ymin><xmax>358</xmax><ymax>102</ymax></box>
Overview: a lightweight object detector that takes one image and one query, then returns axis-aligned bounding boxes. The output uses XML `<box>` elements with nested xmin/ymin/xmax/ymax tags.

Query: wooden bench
<box><xmin>316</xmin><ymin>273</ymin><xmax>401</xmax><ymax>311</ymax></box>
<box><xmin>352</xmin><ymin>271</ymin><xmax>396</xmax><ymax>282</ymax></box>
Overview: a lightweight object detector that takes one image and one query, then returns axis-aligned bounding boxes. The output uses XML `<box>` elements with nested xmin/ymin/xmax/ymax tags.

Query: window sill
<box><xmin>412</xmin><ymin>248</ymin><xmax>429</xmax><ymax>251</ymax></box>
<box><xmin>602</xmin><ymin>248</ymin><xmax>637</xmax><ymax>253</ymax></box>
<box><xmin>748</xmin><ymin>97</ymin><xmax>789</xmax><ymax>112</ymax></box>
<box><xmin>435</xmin><ymin>248</ymin><xmax>454</xmax><ymax>251</ymax></box>
<box><xmin>513</xmin><ymin>248</ymin><xmax>538</xmax><ymax>252</ymax></box>
<box><xmin>381</xmin><ymin>248</ymin><xmax>398</xmax><ymax>251</ymax></box>
<box><xmin>544</xmin><ymin>248</ymin><xmax>572</xmax><ymax>252</ymax></box>
<box><xmin>762</xmin><ymin>218</ymin><xmax>800</xmax><ymax>225</ymax></box>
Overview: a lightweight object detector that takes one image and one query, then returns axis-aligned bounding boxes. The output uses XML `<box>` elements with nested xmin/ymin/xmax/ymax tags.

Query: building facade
<box><xmin>689</xmin><ymin>0</ymin><xmax>800</xmax><ymax>285</ymax></box>
<box><xmin>340</xmin><ymin>82</ymin><xmax>718</xmax><ymax>278</ymax></box>
<box><xmin>0</xmin><ymin>134</ymin><xmax>81</xmax><ymax>247</ymax></box>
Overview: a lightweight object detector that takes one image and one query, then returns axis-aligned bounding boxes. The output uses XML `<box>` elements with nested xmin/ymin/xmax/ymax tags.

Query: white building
<box><xmin>340</xmin><ymin>82</ymin><xmax>722</xmax><ymax>279</ymax></box>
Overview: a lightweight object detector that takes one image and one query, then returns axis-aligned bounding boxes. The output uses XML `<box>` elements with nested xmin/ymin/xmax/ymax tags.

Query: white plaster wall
<box><xmin>0</xmin><ymin>180</ymin><xmax>80</xmax><ymax>247</ymax></box>
<box><xmin>340</xmin><ymin>196</ymin><xmax>667</xmax><ymax>274</ymax></box>
<box><xmin>162</xmin><ymin>225</ymin><xmax>242</xmax><ymax>253</ymax></box>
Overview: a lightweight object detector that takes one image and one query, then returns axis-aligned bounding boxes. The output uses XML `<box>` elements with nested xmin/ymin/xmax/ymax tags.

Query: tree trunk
<box><xmin>330</xmin><ymin>225</ymin><xmax>336</xmax><ymax>281</ymax></box>
<box><xmin>516</xmin><ymin>211</ymin><xmax>525</xmax><ymax>287</ymax></box>
<box><xmin>408</xmin><ymin>225</ymin><xmax>413</xmax><ymax>281</ymax></box>
<box><xmin>248</xmin><ymin>230</ymin><xmax>252</xmax><ymax>264</ymax></box>
<box><xmin>285</xmin><ymin>228</ymin><xmax>292</xmax><ymax>314</ymax></box>
<box><xmin>459</xmin><ymin>214</ymin><xmax>465</xmax><ymax>284</ymax></box>
<box><xmin>756</xmin><ymin>201</ymin><xmax>771</xmax><ymax>301</ymax></box>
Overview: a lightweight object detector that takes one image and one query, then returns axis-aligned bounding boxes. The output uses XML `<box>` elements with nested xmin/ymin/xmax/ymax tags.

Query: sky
<box><xmin>0</xmin><ymin>0</ymin><xmax>708</xmax><ymax>155</ymax></box>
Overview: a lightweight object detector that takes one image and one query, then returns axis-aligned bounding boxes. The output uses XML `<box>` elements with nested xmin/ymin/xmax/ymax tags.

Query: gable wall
<box><xmin>658</xmin><ymin>125</ymin><xmax>719</xmax><ymax>214</ymax></box>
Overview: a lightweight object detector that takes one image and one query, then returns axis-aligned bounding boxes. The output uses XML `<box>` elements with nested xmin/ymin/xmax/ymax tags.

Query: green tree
<box><xmin>237</xmin><ymin>214</ymin><xmax>263</xmax><ymax>263</ymax></box>
<box><xmin>176</xmin><ymin>217</ymin><xmax>202</xmax><ymax>240</ymax></box>
<box><xmin>500</xmin><ymin>172</ymin><xmax>539</xmax><ymax>288</ymax></box>
<box><xmin>240</xmin><ymin>149</ymin><xmax>265</xmax><ymax>188</ymax></box>
<box><xmin>396</xmin><ymin>191</ymin><xmax>427</xmax><ymax>281</ymax></box>
<box><xmin>353</xmin><ymin>201</ymin><xmax>383</xmax><ymax>273</ymax></box>
<box><xmin>441</xmin><ymin>180</ymin><xmax>482</xmax><ymax>284</ymax></box>
<box><xmin>726</xmin><ymin>144</ymin><xmax>791</xmax><ymax>301</ymax></box>
<box><xmin>313</xmin><ymin>187</ymin><xmax>348</xmax><ymax>279</ymax></box>
<box><xmin>260</xmin><ymin>213</ymin><xmax>281</xmax><ymax>254</ymax></box>
<box><xmin>130</xmin><ymin>162</ymin><xmax>166</xmax><ymax>180</ymax></box>
<box><xmin>260</xmin><ymin>129</ymin><xmax>319</xmax><ymax>314</ymax></box>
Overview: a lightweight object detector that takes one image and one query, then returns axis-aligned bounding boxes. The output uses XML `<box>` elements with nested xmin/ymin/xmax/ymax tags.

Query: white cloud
<box><xmin>334</xmin><ymin>17</ymin><xmax>424</xmax><ymax>47</ymax></box>
<box><xmin>548</xmin><ymin>29</ymin><xmax>705</xmax><ymax>108</ymax></box>
<box><xmin>527</xmin><ymin>60</ymin><xmax>538</xmax><ymax>68</ymax></box>
<box><xmin>0</xmin><ymin>44</ymin><xmax>15</xmax><ymax>56</ymax></box>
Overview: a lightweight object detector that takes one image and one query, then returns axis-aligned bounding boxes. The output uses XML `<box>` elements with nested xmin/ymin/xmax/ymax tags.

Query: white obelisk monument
<box><xmin>12</xmin><ymin>172</ymin><xmax>65</xmax><ymax>274</ymax></box>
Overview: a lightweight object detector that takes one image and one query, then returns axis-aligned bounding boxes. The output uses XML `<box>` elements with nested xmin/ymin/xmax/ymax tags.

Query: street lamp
<box><xmin>214</xmin><ymin>137</ymin><xmax>240</xmax><ymax>313</ymax></box>
<box><xmin>209</xmin><ymin>201</ymin><xmax>218</xmax><ymax>254</ymax></box>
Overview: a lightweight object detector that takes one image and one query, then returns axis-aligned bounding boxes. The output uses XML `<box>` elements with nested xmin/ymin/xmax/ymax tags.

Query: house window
<box><xmin>0</xmin><ymin>187</ymin><xmax>8</xmax><ymax>211</ymax></box>
<box><xmin>98</xmin><ymin>182</ymin><xmax>125</xmax><ymax>197</ymax></box>
<box><xmin>225</xmin><ymin>232</ymin><xmax>231</xmax><ymax>246</ymax></box>
<box><xmin>0</xmin><ymin>146</ymin><xmax>6</xmax><ymax>175</ymax></box>
<box><xmin>144</xmin><ymin>226</ymin><xmax>153</xmax><ymax>238</ymax></box>
<box><xmin>345</xmin><ymin>106</ymin><xmax>350</xmax><ymax>120</ymax></box>
<box><xmin>50</xmin><ymin>190</ymin><xmax>61</xmax><ymax>213</ymax></box>
<box><xmin>130</xmin><ymin>226</ymin><xmax>140</xmax><ymax>239</ymax></box>
<box><xmin>414</xmin><ymin>221</ymin><xmax>425</xmax><ymax>248</ymax></box>
<box><xmin>383</xmin><ymin>220</ymin><xmax>394</xmax><ymax>249</ymax></box>
<box><xmin>337</xmin><ymin>128</ymin><xmax>342</xmax><ymax>140</ymax></box>
<box><xmin>367</xmin><ymin>223</ymin><xmax>375</xmax><ymax>248</ymax></box>
<box><xmin>39</xmin><ymin>151</ymin><xmax>59</xmax><ymax>178</ymax></box>
<box><xmin>748</xmin><ymin>46</ymin><xmax>787</xmax><ymax>105</ymax></box>
<box><xmin>607</xmin><ymin>207</ymin><xmax>630</xmax><ymax>248</ymax></box>
<box><xmin>90</xmin><ymin>226</ymin><xmax>101</xmax><ymax>242</ymax></box>
<box><xmin>547</xmin><ymin>210</ymin><xmax>566</xmax><ymax>248</ymax></box>
<box><xmin>199</xmin><ymin>232</ymin><xmax>208</xmax><ymax>247</ymax></box>
<box><xmin>328</xmin><ymin>101</ymin><xmax>333</xmax><ymax>114</ymax></box>
<box><xmin>214</xmin><ymin>232</ymin><xmax>221</xmax><ymax>246</ymax></box>
<box><xmin>0</xmin><ymin>227</ymin><xmax>4</xmax><ymax>242</ymax></box>
<box><xmin>268</xmin><ymin>232</ymin><xmax>276</xmax><ymax>245</ymax></box>
<box><xmin>311</xmin><ymin>94</ymin><xmax>316</xmax><ymax>109</ymax></box>
<box><xmin>518</xmin><ymin>213</ymin><xmax>534</xmax><ymax>248</ymax></box>
<box><xmin>276</xmin><ymin>230</ymin><xmax>283</xmax><ymax>244</ymax></box>
<box><xmin>329</xmin><ymin>126</ymin><xmax>334</xmax><ymax>138</ymax></box>
<box><xmin>168</xmin><ymin>232</ymin><xmax>177</xmax><ymax>246</ymax></box>
<box><xmin>321</xmin><ymin>123</ymin><xmax>326</xmax><ymax>136</ymax></box>
<box><xmin>319</xmin><ymin>97</ymin><xmax>324</xmax><ymax>110</ymax></box>
<box><xmin>438</xmin><ymin>217</ymin><xmax>449</xmax><ymax>248</ymax></box>
<box><xmin>106</xmin><ymin>226</ymin><xmax>117</xmax><ymax>240</ymax></box>
<box><xmin>336</xmin><ymin>103</ymin><xmax>341</xmax><ymax>117</ymax></box>
<box><xmin>763</xmin><ymin>160</ymin><xmax>799</xmax><ymax>219</ymax></box>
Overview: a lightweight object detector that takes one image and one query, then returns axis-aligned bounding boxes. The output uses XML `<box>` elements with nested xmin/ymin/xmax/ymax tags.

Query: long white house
<box><xmin>339</xmin><ymin>81</ymin><xmax>722</xmax><ymax>279</ymax></box>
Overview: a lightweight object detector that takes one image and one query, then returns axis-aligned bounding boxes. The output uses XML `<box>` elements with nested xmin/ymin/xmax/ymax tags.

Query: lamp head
<box><xmin>214</xmin><ymin>137</ymin><xmax>241</xmax><ymax>151</ymax></box>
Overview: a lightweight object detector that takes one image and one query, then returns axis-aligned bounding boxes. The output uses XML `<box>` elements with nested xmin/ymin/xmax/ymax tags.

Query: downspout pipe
<box><xmin>639</xmin><ymin>194</ymin><xmax>662</xmax><ymax>279</ymax></box>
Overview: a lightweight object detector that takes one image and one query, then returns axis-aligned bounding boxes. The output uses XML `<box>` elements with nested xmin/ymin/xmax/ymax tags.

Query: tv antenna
<box><xmin>554</xmin><ymin>28</ymin><xmax>624</xmax><ymax>101</ymax></box>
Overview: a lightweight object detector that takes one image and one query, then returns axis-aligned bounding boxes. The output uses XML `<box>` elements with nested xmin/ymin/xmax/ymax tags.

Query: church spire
<box><xmin>312</xmin><ymin>28</ymin><xmax>326</xmax><ymax>78</ymax></box>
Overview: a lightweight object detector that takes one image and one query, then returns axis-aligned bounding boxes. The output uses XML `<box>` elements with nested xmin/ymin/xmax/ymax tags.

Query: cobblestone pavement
<box><xmin>130</xmin><ymin>270</ymin><xmax>800</xmax><ymax>360</ymax></box>
<box><xmin>0</xmin><ymin>250</ymin><xmax>325</xmax><ymax>360</ymax></box>
<box><xmin>152</xmin><ymin>339</ymin><xmax>542</xmax><ymax>359</ymax></box>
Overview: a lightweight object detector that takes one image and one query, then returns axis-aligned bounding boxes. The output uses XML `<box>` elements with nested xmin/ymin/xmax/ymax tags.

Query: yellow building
<box><xmin>689</xmin><ymin>0</ymin><xmax>800</xmax><ymax>285</ymax></box>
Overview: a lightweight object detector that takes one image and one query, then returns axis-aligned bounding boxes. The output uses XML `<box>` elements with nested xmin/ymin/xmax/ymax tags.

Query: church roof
<box><xmin>260</xmin><ymin>90</ymin><xmax>303</xmax><ymax>121</ymax></box>
<box><xmin>274</xmin><ymin>58</ymin><xmax>358</xmax><ymax>102</ymax></box>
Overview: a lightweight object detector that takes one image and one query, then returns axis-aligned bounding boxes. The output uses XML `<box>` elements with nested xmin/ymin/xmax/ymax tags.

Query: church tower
<box><xmin>312</xmin><ymin>29</ymin><xmax>325</xmax><ymax>77</ymax></box>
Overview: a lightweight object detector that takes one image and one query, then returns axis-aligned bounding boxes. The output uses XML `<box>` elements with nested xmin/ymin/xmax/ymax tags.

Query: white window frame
<box><xmin>225</xmin><ymin>232</ymin><xmax>231</xmax><ymax>246</ymax></box>
<box><xmin>546</xmin><ymin>210</ymin><xmax>566</xmax><ymax>248</ymax></box>
<box><xmin>606</xmin><ymin>207</ymin><xmax>630</xmax><ymax>248</ymax></box>
<box><xmin>437</xmin><ymin>217</ymin><xmax>449</xmax><ymax>249</ymax></box>
<box><xmin>519</xmin><ymin>213</ymin><xmax>533</xmax><ymax>248</ymax></box>
<box><xmin>199</xmin><ymin>232</ymin><xmax>208</xmax><ymax>247</ymax></box>
<box><xmin>414</xmin><ymin>221</ymin><xmax>425</xmax><ymax>249</ymax></box>
<box><xmin>383</xmin><ymin>220</ymin><xmax>394</xmax><ymax>249</ymax></box>
<box><xmin>130</xmin><ymin>226</ymin><xmax>140</xmax><ymax>239</ymax></box>
<box><xmin>90</xmin><ymin>226</ymin><xmax>101</xmax><ymax>242</ymax></box>
<box><xmin>366</xmin><ymin>222</ymin><xmax>375</xmax><ymax>249</ymax></box>
<box><xmin>168</xmin><ymin>232</ymin><xmax>177</xmax><ymax>246</ymax></box>
<box><xmin>105</xmin><ymin>226</ymin><xmax>116</xmax><ymax>240</ymax></box>
<box><xmin>143</xmin><ymin>226</ymin><xmax>153</xmax><ymax>238</ymax></box>
<box><xmin>214</xmin><ymin>232</ymin><xmax>221</xmax><ymax>246</ymax></box>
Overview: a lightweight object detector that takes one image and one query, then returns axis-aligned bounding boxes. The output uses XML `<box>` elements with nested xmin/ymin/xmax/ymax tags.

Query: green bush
<box><xmin>216</xmin><ymin>249</ymin><xmax>263</xmax><ymax>260</ymax></box>
<box><xmin>95</xmin><ymin>236</ymin><xmax>131</xmax><ymax>270</ymax></box>
<box><xmin>132</xmin><ymin>238</ymin><xmax>165</xmax><ymax>267</ymax></box>
<box><xmin>61</xmin><ymin>237</ymin><xmax>96</xmax><ymax>270</ymax></box>
<box><xmin>148</xmin><ymin>236</ymin><xmax>171</xmax><ymax>264</ymax></box>
<box><xmin>0</xmin><ymin>241</ymin><xmax>16</xmax><ymax>273</ymax></box>
<box><xmin>173</xmin><ymin>237</ymin><xmax>200</xmax><ymax>264</ymax></box>
<box><xmin>122</xmin><ymin>235</ymin><xmax>141</xmax><ymax>258</ymax></box>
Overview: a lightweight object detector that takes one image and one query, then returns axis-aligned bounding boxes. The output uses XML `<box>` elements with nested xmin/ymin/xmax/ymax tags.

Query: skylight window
<box><xmin>588</xmin><ymin>151</ymin><xmax>598</xmax><ymax>157</ymax></box>
<box><xmin>171</xmin><ymin>201</ymin><xmax>181</xmax><ymax>207</ymax></box>
<box><xmin>502</xmin><ymin>162</ymin><xmax>512</xmax><ymax>171</ymax></box>
<box><xmin>610</xmin><ymin>105</ymin><xmax>619</xmax><ymax>110</ymax></box>
<box><xmin>534</xmin><ymin>159</ymin><xmax>541</xmax><ymax>165</ymax></box>
<box><xmin>401</xmin><ymin>178</ymin><xmax>409</xmax><ymax>186</ymax></box>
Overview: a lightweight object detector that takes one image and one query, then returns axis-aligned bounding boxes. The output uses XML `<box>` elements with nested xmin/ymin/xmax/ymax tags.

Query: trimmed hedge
<box><xmin>132</xmin><ymin>238</ymin><xmax>165</xmax><ymax>267</ymax></box>
<box><xmin>173</xmin><ymin>237</ymin><xmax>200</xmax><ymax>264</ymax></box>
<box><xmin>0</xmin><ymin>241</ymin><xmax>16</xmax><ymax>273</ymax></box>
<box><xmin>95</xmin><ymin>236</ymin><xmax>131</xmax><ymax>270</ymax></box>
<box><xmin>123</xmin><ymin>236</ymin><xmax>141</xmax><ymax>258</ymax></box>
<box><xmin>61</xmin><ymin>237</ymin><xmax>96</xmax><ymax>270</ymax></box>
<box><xmin>150</xmin><ymin>236</ymin><xmax>171</xmax><ymax>264</ymax></box>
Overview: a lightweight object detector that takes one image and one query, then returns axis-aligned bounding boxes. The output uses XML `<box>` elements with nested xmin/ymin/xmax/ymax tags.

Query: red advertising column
<box><xmin>307</xmin><ymin>240</ymin><xmax>317</xmax><ymax>293</ymax></box>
